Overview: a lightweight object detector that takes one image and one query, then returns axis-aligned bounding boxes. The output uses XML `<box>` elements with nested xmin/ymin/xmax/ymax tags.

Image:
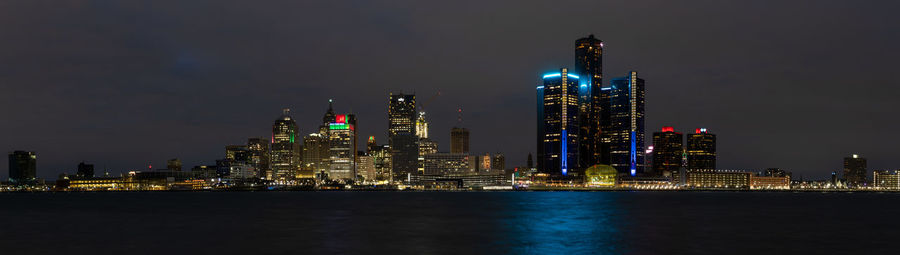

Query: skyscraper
<box><xmin>843</xmin><ymin>154</ymin><xmax>867</xmax><ymax>187</ymax></box>
<box><xmin>575</xmin><ymin>34</ymin><xmax>605</xmax><ymax>169</ymax></box>
<box><xmin>609</xmin><ymin>71</ymin><xmax>645</xmax><ymax>176</ymax></box>
<box><xmin>76</xmin><ymin>161</ymin><xmax>94</xmax><ymax>178</ymax></box>
<box><xmin>537</xmin><ymin>68</ymin><xmax>580</xmax><ymax>176</ymax></box>
<box><xmin>686</xmin><ymin>128</ymin><xmax>716</xmax><ymax>170</ymax></box>
<box><xmin>302</xmin><ymin>133</ymin><xmax>330</xmax><ymax>175</ymax></box>
<box><xmin>450</xmin><ymin>127</ymin><xmax>470</xmax><ymax>154</ymax></box>
<box><xmin>271</xmin><ymin>108</ymin><xmax>300</xmax><ymax>182</ymax></box>
<box><xmin>247</xmin><ymin>137</ymin><xmax>270</xmax><ymax>178</ymax></box>
<box><xmin>652</xmin><ymin>127</ymin><xmax>683</xmax><ymax>176</ymax></box>
<box><xmin>8</xmin><ymin>151</ymin><xmax>36</xmax><ymax>185</ymax></box>
<box><xmin>389</xmin><ymin>93</ymin><xmax>418</xmax><ymax>179</ymax></box>
<box><xmin>328</xmin><ymin>114</ymin><xmax>357</xmax><ymax>180</ymax></box>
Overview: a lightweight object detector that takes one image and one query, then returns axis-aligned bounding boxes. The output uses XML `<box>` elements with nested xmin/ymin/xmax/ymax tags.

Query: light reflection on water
<box><xmin>1</xmin><ymin>192</ymin><xmax>899</xmax><ymax>254</ymax></box>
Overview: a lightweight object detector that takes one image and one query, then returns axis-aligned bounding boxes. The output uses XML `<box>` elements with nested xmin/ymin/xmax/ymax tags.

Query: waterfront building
<box><xmin>450</xmin><ymin>127</ymin><xmax>470</xmax><ymax>154</ymax></box>
<box><xmin>609</xmin><ymin>71</ymin><xmax>645</xmax><ymax>176</ymax></box>
<box><xmin>389</xmin><ymin>93</ymin><xmax>418</xmax><ymax>180</ymax></box>
<box><xmin>8</xmin><ymin>150</ymin><xmax>37</xmax><ymax>185</ymax></box>
<box><xmin>537</xmin><ymin>68</ymin><xmax>580</xmax><ymax>176</ymax></box>
<box><xmin>575</xmin><ymin>34</ymin><xmax>606</xmax><ymax>170</ymax></box>
<box><xmin>247</xmin><ymin>137</ymin><xmax>270</xmax><ymax>177</ymax></box>
<box><xmin>424</xmin><ymin>153</ymin><xmax>472</xmax><ymax>175</ymax></box>
<box><xmin>684</xmin><ymin>169</ymin><xmax>750</xmax><ymax>189</ymax></box>
<box><xmin>77</xmin><ymin>161</ymin><xmax>94</xmax><ymax>178</ymax></box>
<box><xmin>652</xmin><ymin>127</ymin><xmax>682</xmax><ymax>176</ymax></box>
<box><xmin>271</xmin><ymin>108</ymin><xmax>301</xmax><ymax>182</ymax></box>
<box><xmin>750</xmin><ymin>175</ymin><xmax>791</xmax><ymax>190</ymax></box>
<box><xmin>584</xmin><ymin>164</ymin><xmax>616</xmax><ymax>187</ymax></box>
<box><xmin>328</xmin><ymin>114</ymin><xmax>357</xmax><ymax>180</ymax></box>
<box><xmin>843</xmin><ymin>154</ymin><xmax>867</xmax><ymax>187</ymax></box>
<box><xmin>687</xmin><ymin>128</ymin><xmax>716</xmax><ymax>170</ymax></box>
<box><xmin>873</xmin><ymin>170</ymin><xmax>900</xmax><ymax>190</ymax></box>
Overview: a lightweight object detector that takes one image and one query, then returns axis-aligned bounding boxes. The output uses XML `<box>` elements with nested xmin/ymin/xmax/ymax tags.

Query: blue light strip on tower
<box><xmin>542</xmin><ymin>73</ymin><xmax>561</xmax><ymax>79</ymax></box>
<box><xmin>630</xmin><ymin>131</ymin><xmax>637</xmax><ymax>176</ymax></box>
<box><xmin>561</xmin><ymin>129</ymin><xmax>568</xmax><ymax>176</ymax></box>
<box><xmin>567</xmin><ymin>74</ymin><xmax>579</xmax><ymax>79</ymax></box>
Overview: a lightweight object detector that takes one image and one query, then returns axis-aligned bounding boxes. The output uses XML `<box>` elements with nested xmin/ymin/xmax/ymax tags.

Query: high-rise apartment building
<box><xmin>843</xmin><ymin>154</ymin><xmax>867</xmax><ymax>187</ymax></box>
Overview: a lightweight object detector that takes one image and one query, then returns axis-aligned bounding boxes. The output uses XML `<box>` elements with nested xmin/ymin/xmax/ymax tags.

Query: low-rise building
<box><xmin>684</xmin><ymin>170</ymin><xmax>750</xmax><ymax>189</ymax></box>
<box><xmin>874</xmin><ymin>170</ymin><xmax>900</xmax><ymax>190</ymax></box>
<box><xmin>750</xmin><ymin>175</ymin><xmax>791</xmax><ymax>190</ymax></box>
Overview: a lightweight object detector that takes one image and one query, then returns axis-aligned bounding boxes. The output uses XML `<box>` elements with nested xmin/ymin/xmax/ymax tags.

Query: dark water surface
<box><xmin>1</xmin><ymin>192</ymin><xmax>897</xmax><ymax>254</ymax></box>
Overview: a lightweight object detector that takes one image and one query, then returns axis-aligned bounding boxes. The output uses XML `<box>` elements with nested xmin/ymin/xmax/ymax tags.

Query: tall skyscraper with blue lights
<box><xmin>575</xmin><ymin>34</ymin><xmax>606</xmax><ymax>170</ymax></box>
<box><xmin>609</xmin><ymin>71</ymin><xmax>645</xmax><ymax>176</ymax></box>
<box><xmin>537</xmin><ymin>68</ymin><xmax>580</xmax><ymax>176</ymax></box>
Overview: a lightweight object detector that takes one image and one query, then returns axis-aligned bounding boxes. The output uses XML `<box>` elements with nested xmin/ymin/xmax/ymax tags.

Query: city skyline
<box><xmin>3</xmin><ymin>1</ymin><xmax>900</xmax><ymax>180</ymax></box>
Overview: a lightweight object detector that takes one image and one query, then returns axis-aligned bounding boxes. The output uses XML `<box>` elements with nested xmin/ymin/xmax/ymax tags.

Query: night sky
<box><xmin>2</xmin><ymin>1</ymin><xmax>898</xmax><ymax>180</ymax></box>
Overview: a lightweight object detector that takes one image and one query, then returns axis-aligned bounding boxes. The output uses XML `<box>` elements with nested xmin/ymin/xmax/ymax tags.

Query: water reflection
<box><xmin>494</xmin><ymin>192</ymin><xmax>625</xmax><ymax>254</ymax></box>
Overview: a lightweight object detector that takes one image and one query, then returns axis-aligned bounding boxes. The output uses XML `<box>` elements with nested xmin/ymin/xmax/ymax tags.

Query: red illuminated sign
<box><xmin>662</xmin><ymin>126</ymin><xmax>674</xmax><ymax>132</ymax></box>
<box><xmin>336</xmin><ymin>114</ymin><xmax>346</xmax><ymax>124</ymax></box>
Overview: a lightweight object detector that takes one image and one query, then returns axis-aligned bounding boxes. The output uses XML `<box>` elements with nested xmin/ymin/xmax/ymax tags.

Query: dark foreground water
<box><xmin>1</xmin><ymin>192</ymin><xmax>897</xmax><ymax>255</ymax></box>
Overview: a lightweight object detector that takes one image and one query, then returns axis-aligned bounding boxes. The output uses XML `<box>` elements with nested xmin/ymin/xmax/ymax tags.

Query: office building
<box><xmin>328</xmin><ymin>114</ymin><xmax>357</xmax><ymax>180</ymax></box>
<box><xmin>652</xmin><ymin>127</ymin><xmax>683</xmax><ymax>176</ymax></box>
<box><xmin>8</xmin><ymin>151</ymin><xmax>37</xmax><ymax>185</ymax></box>
<box><xmin>537</xmin><ymin>68</ymin><xmax>580</xmax><ymax>176</ymax></box>
<box><xmin>609</xmin><ymin>71</ymin><xmax>645</xmax><ymax>176</ymax></box>
<box><xmin>302</xmin><ymin>133</ymin><xmax>330</xmax><ymax>175</ymax></box>
<box><xmin>225</xmin><ymin>145</ymin><xmax>250</xmax><ymax>162</ymax></box>
<box><xmin>450</xmin><ymin>127</ymin><xmax>470</xmax><ymax>154</ymax></box>
<box><xmin>843</xmin><ymin>154</ymin><xmax>867</xmax><ymax>187</ymax></box>
<box><xmin>424</xmin><ymin>153</ymin><xmax>472</xmax><ymax>175</ymax></box>
<box><xmin>247</xmin><ymin>137</ymin><xmax>269</xmax><ymax>177</ymax></box>
<box><xmin>271</xmin><ymin>108</ymin><xmax>301</xmax><ymax>182</ymax></box>
<box><xmin>77</xmin><ymin>161</ymin><xmax>94</xmax><ymax>178</ymax></box>
<box><xmin>575</xmin><ymin>34</ymin><xmax>606</xmax><ymax>169</ymax></box>
<box><xmin>687</xmin><ymin>128</ymin><xmax>716</xmax><ymax>170</ymax></box>
<box><xmin>389</xmin><ymin>93</ymin><xmax>418</xmax><ymax>179</ymax></box>
<box><xmin>357</xmin><ymin>152</ymin><xmax>376</xmax><ymax>182</ymax></box>
<box><xmin>491</xmin><ymin>153</ymin><xmax>505</xmax><ymax>171</ymax></box>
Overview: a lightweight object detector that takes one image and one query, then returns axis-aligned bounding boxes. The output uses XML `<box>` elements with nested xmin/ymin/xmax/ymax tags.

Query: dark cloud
<box><xmin>1</xmin><ymin>0</ymin><xmax>898</xmax><ymax>179</ymax></box>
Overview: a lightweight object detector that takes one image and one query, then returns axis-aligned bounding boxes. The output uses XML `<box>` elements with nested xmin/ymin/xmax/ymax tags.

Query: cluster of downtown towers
<box><xmin>537</xmin><ymin>35</ymin><xmax>716</xmax><ymax>178</ymax></box>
